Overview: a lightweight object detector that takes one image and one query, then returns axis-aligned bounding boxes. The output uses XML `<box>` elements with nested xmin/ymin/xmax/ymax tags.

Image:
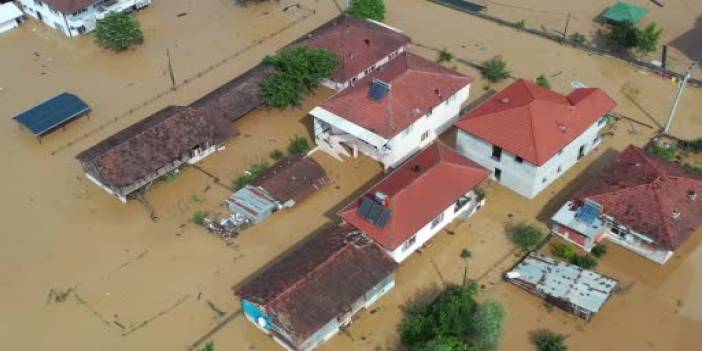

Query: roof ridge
<box><xmin>651</xmin><ymin>179</ymin><xmax>675</xmax><ymax>250</ymax></box>
<box><xmin>95</xmin><ymin>107</ymin><xmax>201</xmax><ymax>160</ymax></box>
<box><xmin>270</xmin><ymin>235</ymin><xmax>356</xmax><ymax>306</ymax></box>
<box><xmin>527</xmin><ymin>103</ymin><xmax>542</xmax><ymax>163</ymax></box>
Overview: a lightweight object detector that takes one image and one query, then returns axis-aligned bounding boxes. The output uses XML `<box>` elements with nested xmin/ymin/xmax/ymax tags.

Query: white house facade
<box><xmin>0</xmin><ymin>2</ymin><xmax>24</xmax><ymax>34</ymax></box>
<box><xmin>457</xmin><ymin>117</ymin><xmax>606</xmax><ymax>199</ymax></box>
<box><xmin>18</xmin><ymin>0</ymin><xmax>150</xmax><ymax>37</ymax></box>
<box><xmin>311</xmin><ymin>52</ymin><xmax>472</xmax><ymax>171</ymax></box>
<box><xmin>455</xmin><ymin>79</ymin><xmax>616</xmax><ymax>199</ymax></box>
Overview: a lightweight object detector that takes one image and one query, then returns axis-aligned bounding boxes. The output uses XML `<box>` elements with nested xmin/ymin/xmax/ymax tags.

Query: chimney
<box><xmin>689</xmin><ymin>191</ymin><xmax>698</xmax><ymax>201</ymax></box>
<box><xmin>672</xmin><ymin>209</ymin><xmax>681</xmax><ymax>219</ymax></box>
<box><xmin>374</xmin><ymin>191</ymin><xmax>388</xmax><ymax>205</ymax></box>
<box><xmin>558</xmin><ymin>123</ymin><xmax>566</xmax><ymax>132</ymax></box>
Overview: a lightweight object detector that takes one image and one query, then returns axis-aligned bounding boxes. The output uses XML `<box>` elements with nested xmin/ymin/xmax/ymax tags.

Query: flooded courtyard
<box><xmin>0</xmin><ymin>0</ymin><xmax>701</xmax><ymax>350</ymax></box>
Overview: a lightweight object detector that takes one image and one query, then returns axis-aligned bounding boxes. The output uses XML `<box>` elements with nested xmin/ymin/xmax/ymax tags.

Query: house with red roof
<box><xmin>299</xmin><ymin>14</ymin><xmax>410</xmax><ymax>91</ymax></box>
<box><xmin>17</xmin><ymin>0</ymin><xmax>150</xmax><ymax>37</ymax></box>
<box><xmin>236</xmin><ymin>223</ymin><xmax>397</xmax><ymax>351</ymax></box>
<box><xmin>551</xmin><ymin>145</ymin><xmax>702</xmax><ymax>264</ymax></box>
<box><xmin>310</xmin><ymin>52</ymin><xmax>473</xmax><ymax>170</ymax></box>
<box><xmin>455</xmin><ymin>79</ymin><xmax>616</xmax><ymax>199</ymax></box>
<box><xmin>339</xmin><ymin>142</ymin><xmax>489</xmax><ymax>262</ymax></box>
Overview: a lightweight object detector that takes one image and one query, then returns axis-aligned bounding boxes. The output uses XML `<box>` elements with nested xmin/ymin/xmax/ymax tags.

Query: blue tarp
<box><xmin>13</xmin><ymin>93</ymin><xmax>90</xmax><ymax>137</ymax></box>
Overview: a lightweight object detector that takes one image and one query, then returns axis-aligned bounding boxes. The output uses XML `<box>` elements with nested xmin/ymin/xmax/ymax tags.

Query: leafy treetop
<box><xmin>94</xmin><ymin>12</ymin><xmax>144</xmax><ymax>52</ymax></box>
<box><xmin>347</xmin><ymin>0</ymin><xmax>386</xmax><ymax>22</ymax></box>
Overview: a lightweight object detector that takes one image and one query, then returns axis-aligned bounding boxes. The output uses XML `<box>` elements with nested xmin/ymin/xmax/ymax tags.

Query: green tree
<box><xmin>469</xmin><ymin>300</ymin><xmax>506</xmax><ymax>351</ymax></box>
<box><xmin>637</xmin><ymin>22</ymin><xmax>663</xmax><ymax>55</ymax></box>
<box><xmin>570</xmin><ymin>254</ymin><xmax>598</xmax><ymax>269</ymax></box>
<box><xmin>438</xmin><ymin>49</ymin><xmax>455</xmax><ymax>63</ymax></box>
<box><xmin>606</xmin><ymin>21</ymin><xmax>642</xmax><ymax>51</ymax></box>
<box><xmin>569</xmin><ymin>32</ymin><xmax>588</xmax><ymax>45</ymax></box>
<box><xmin>591</xmin><ymin>243</ymin><xmax>608</xmax><ymax>258</ymax></box>
<box><xmin>481</xmin><ymin>56</ymin><xmax>510</xmax><ymax>83</ymax></box>
<box><xmin>261</xmin><ymin>46</ymin><xmax>338</xmax><ymax>108</ymax></box>
<box><xmin>551</xmin><ymin>242</ymin><xmax>576</xmax><ymax>260</ymax></box>
<box><xmin>288</xmin><ymin>136</ymin><xmax>310</xmax><ymax>155</ymax></box>
<box><xmin>347</xmin><ymin>0</ymin><xmax>386</xmax><ymax>21</ymax></box>
<box><xmin>532</xmin><ymin>331</ymin><xmax>568</xmax><ymax>351</ymax></box>
<box><xmin>535</xmin><ymin>74</ymin><xmax>551</xmax><ymax>89</ymax></box>
<box><xmin>200</xmin><ymin>341</ymin><xmax>215</xmax><ymax>351</ymax></box>
<box><xmin>414</xmin><ymin>335</ymin><xmax>470</xmax><ymax>351</ymax></box>
<box><xmin>94</xmin><ymin>12</ymin><xmax>144</xmax><ymax>51</ymax></box>
<box><xmin>511</xmin><ymin>223</ymin><xmax>545</xmax><ymax>249</ymax></box>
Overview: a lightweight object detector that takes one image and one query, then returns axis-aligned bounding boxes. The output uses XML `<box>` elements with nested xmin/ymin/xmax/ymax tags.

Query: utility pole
<box><xmin>166</xmin><ymin>49</ymin><xmax>176</xmax><ymax>90</ymax></box>
<box><xmin>663</xmin><ymin>61</ymin><xmax>698</xmax><ymax>134</ymax></box>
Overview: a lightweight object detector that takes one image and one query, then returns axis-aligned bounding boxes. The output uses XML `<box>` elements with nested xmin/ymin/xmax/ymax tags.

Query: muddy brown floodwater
<box><xmin>1</xmin><ymin>0</ymin><xmax>701</xmax><ymax>350</ymax></box>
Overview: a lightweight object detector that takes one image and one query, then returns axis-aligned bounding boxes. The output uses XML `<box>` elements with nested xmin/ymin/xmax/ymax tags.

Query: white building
<box><xmin>340</xmin><ymin>142</ymin><xmax>489</xmax><ymax>263</ymax></box>
<box><xmin>301</xmin><ymin>14</ymin><xmax>410</xmax><ymax>91</ymax></box>
<box><xmin>0</xmin><ymin>2</ymin><xmax>23</xmax><ymax>34</ymax></box>
<box><xmin>310</xmin><ymin>52</ymin><xmax>472</xmax><ymax>170</ymax></box>
<box><xmin>17</xmin><ymin>0</ymin><xmax>150</xmax><ymax>37</ymax></box>
<box><xmin>455</xmin><ymin>79</ymin><xmax>616</xmax><ymax>199</ymax></box>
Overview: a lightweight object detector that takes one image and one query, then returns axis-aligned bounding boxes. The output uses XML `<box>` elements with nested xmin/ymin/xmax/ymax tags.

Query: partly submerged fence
<box><xmin>428</xmin><ymin>0</ymin><xmax>702</xmax><ymax>88</ymax></box>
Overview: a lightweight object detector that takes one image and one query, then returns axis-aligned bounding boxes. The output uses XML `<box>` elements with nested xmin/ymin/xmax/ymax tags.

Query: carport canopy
<box><xmin>602</xmin><ymin>2</ymin><xmax>649</xmax><ymax>24</ymax></box>
<box><xmin>13</xmin><ymin>93</ymin><xmax>90</xmax><ymax>137</ymax></box>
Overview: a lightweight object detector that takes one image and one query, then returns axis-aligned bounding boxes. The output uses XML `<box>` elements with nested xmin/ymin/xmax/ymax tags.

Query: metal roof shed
<box><xmin>602</xmin><ymin>2</ymin><xmax>648</xmax><ymax>24</ymax></box>
<box><xmin>13</xmin><ymin>93</ymin><xmax>90</xmax><ymax>140</ymax></box>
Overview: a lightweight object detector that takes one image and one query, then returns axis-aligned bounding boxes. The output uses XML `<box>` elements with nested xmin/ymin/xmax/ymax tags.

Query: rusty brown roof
<box><xmin>190</xmin><ymin>64</ymin><xmax>274</xmax><ymax>122</ymax></box>
<box><xmin>235</xmin><ymin>223</ymin><xmax>397</xmax><ymax>340</ymax></box>
<box><xmin>42</xmin><ymin>0</ymin><xmax>97</xmax><ymax>14</ymax></box>
<box><xmin>251</xmin><ymin>155</ymin><xmax>329</xmax><ymax>205</ymax></box>
<box><xmin>77</xmin><ymin>106</ymin><xmax>235</xmax><ymax>189</ymax></box>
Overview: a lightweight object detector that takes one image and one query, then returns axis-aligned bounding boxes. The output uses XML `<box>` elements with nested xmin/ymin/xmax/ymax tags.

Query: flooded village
<box><xmin>1</xmin><ymin>0</ymin><xmax>701</xmax><ymax>350</ymax></box>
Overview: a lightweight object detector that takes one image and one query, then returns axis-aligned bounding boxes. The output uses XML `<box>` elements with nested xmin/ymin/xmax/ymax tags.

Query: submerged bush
<box><xmin>511</xmin><ymin>223</ymin><xmax>545</xmax><ymax>249</ymax></box>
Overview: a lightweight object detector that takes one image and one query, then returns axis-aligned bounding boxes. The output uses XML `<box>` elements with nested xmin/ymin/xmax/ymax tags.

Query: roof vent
<box><xmin>369</xmin><ymin>79</ymin><xmax>391</xmax><ymax>101</ymax></box>
<box><xmin>672</xmin><ymin>209</ymin><xmax>681</xmax><ymax>219</ymax></box>
<box><xmin>689</xmin><ymin>191</ymin><xmax>698</xmax><ymax>201</ymax></box>
<box><xmin>374</xmin><ymin>191</ymin><xmax>389</xmax><ymax>205</ymax></box>
<box><xmin>557</xmin><ymin>123</ymin><xmax>566</xmax><ymax>132</ymax></box>
<box><xmin>500</xmin><ymin>98</ymin><xmax>510</xmax><ymax>104</ymax></box>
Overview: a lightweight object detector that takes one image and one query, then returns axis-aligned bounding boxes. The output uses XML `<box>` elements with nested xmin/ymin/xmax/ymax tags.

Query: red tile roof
<box><xmin>301</xmin><ymin>15</ymin><xmax>410</xmax><ymax>83</ymax></box>
<box><xmin>321</xmin><ymin>53</ymin><xmax>472</xmax><ymax>139</ymax></box>
<box><xmin>340</xmin><ymin>142</ymin><xmax>489</xmax><ymax>251</ymax></box>
<box><xmin>455</xmin><ymin>79</ymin><xmax>616</xmax><ymax>166</ymax></box>
<box><xmin>575</xmin><ymin>145</ymin><xmax>702</xmax><ymax>251</ymax></box>
<box><xmin>235</xmin><ymin>224</ymin><xmax>397</xmax><ymax>341</ymax></box>
<box><xmin>250</xmin><ymin>155</ymin><xmax>329</xmax><ymax>205</ymax></box>
<box><xmin>43</xmin><ymin>0</ymin><xmax>97</xmax><ymax>14</ymax></box>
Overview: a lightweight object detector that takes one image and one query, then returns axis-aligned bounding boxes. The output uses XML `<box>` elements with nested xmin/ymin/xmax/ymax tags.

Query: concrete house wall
<box><xmin>388</xmin><ymin>190</ymin><xmax>485</xmax><ymax>262</ymax></box>
<box><xmin>456</xmin><ymin>117</ymin><xmax>606</xmax><ymax>199</ymax></box>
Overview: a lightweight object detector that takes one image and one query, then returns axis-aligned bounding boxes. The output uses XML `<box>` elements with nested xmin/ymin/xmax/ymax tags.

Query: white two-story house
<box><xmin>300</xmin><ymin>14</ymin><xmax>410</xmax><ymax>91</ymax></box>
<box><xmin>310</xmin><ymin>52</ymin><xmax>472</xmax><ymax>170</ymax></box>
<box><xmin>340</xmin><ymin>142</ymin><xmax>489</xmax><ymax>263</ymax></box>
<box><xmin>455</xmin><ymin>79</ymin><xmax>616</xmax><ymax>199</ymax></box>
<box><xmin>18</xmin><ymin>0</ymin><xmax>150</xmax><ymax>37</ymax></box>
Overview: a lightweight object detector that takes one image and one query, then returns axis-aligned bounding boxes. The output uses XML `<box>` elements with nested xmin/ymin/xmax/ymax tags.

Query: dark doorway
<box><xmin>37</xmin><ymin>11</ymin><xmax>43</xmax><ymax>22</ymax></box>
<box><xmin>492</xmin><ymin>145</ymin><xmax>502</xmax><ymax>161</ymax></box>
<box><xmin>494</xmin><ymin>168</ymin><xmax>502</xmax><ymax>182</ymax></box>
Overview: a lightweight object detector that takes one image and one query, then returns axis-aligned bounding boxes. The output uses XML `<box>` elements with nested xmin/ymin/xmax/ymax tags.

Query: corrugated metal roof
<box><xmin>509</xmin><ymin>253</ymin><xmax>617</xmax><ymax>313</ymax></box>
<box><xmin>13</xmin><ymin>93</ymin><xmax>90</xmax><ymax>136</ymax></box>
<box><xmin>227</xmin><ymin>185</ymin><xmax>277</xmax><ymax>224</ymax></box>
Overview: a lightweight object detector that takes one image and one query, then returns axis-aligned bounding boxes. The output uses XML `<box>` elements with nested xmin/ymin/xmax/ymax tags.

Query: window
<box><xmin>557</xmin><ymin>165</ymin><xmax>562</xmax><ymax>173</ymax></box>
<box><xmin>403</xmin><ymin>236</ymin><xmax>417</xmax><ymax>251</ymax></box>
<box><xmin>420</xmin><ymin>131</ymin><xmax>430</xmax><ymax>142</ymax></box>
<box><xmin>593</xmin><ymin>136</ymin><xmax>600</xmax><ymax>145</ymax></box>
<box><xmin>33</xmin><ymin>0</ymin><xmax>43</xmax><ymax>7</ymax></box>
<box><xmin>514</xmin><ymin>155</ymin><xmax>523</xmax><ymax>163</ymax></box>
<box><xmin>494</xmin><ymin>168</ymin><xmax>502</xmax><ymax>182</ymax></box>
<box><xmin>427</xmin><ymin>108</ymin><xmax>433</xmax><ymax>116</ymax></box>
<box><xmin>491</xmin><ymin>145</ymin><xmax>502</xmax><ymax>161</ymax></box>
<box><xmin>454</xmin><ymin>196</ymin><xmax>471</xmax><ymax>213</ymax></box>
<box><xmin>431</xmin><ymin>212</ymin><xmax>445</xmax><ymax>229</ymax></box>
<box><xmin>542</xmin><ymin>177</ymin><xmax>547</xmax><ymax>183</ymax></box>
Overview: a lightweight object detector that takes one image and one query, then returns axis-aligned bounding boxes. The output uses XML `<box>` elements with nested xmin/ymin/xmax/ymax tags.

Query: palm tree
<box><xmin>460</xmin><ymin>249</ymin><xmax>472</xmax><ymax>286</ymax></box>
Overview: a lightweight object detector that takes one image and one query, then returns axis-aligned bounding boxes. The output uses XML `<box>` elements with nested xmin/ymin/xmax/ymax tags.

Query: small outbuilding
<box><xmin>0</xmin><ymin>2</ymin><xmax>22</xmax><ymax>34</ymax></box>
<box><xmin>602</xmin><ymin>2</ymin><xmax>648</xmax><ymax>25</ymax></box>
<box><xmin>13</xmin><ymin>93</ymin><xmax>90</xmax><ymax>140</ymax></box>
<box><xmin>506</xmin><ymin>253</ymin><xmax>618</xmax><ymax>321</ymax></box>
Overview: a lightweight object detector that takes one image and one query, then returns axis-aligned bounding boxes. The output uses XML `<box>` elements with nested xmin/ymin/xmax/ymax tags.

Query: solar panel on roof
<box><xmin>358</xmin><ymin>197</ymin><xmax>374</xmax><ymax>218</ymax></box>
<box><xmin>369</xmin><ymin>79</ymin><xmax>391</xmax><ymax>101</ymax></box>
<box><xmin>367</xmin><ymin>203</ymin><xmax>383</xmax><ymax>224</ymax></box>
<box><xmin>376</xmin><ymin>208</ymin><xmax>392</xmax><ymax>228</ymax></box>
<box><xmin>577</xmin><ymin>200</ymin><xmax>602</xmax><ymax>224</ymax></box>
